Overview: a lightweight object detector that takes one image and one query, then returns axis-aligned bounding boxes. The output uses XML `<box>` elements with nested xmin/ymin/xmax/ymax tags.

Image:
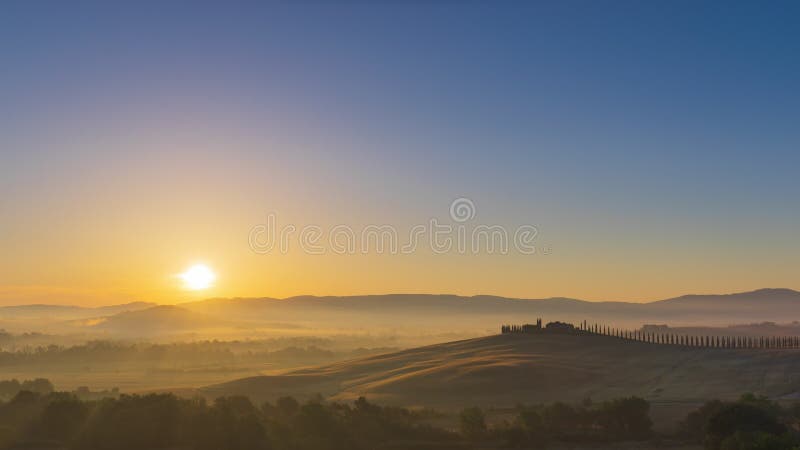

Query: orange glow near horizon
<box><xmin>0</xmin><ymin>126</ymin><xmax>797</xmax><ymax>307</ymax></box>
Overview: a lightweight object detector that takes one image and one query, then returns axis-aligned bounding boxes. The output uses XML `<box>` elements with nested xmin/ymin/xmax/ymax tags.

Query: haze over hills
<box><xmin>0</xmin><ymin>301</ymin><xmax>155</xmax><ymax>319</ymax></box>
<box><xmin>0</xmin><ymin>302</ymin><xmax>158</xmax><ymax>334</ymax></box>
<box><xmin>81</xmin><ymin>305</ymin><xmax>226</xmax><ymax>336</ymax></box>
<box><xmin>3</xmin><ymin>289</ymin><xmax>800</xmax><ymax>337</ymax></box>
<box><xmin>9</xmin><ymin>289</ymin><xmax>798</xmax><ymax>403</ymax></box>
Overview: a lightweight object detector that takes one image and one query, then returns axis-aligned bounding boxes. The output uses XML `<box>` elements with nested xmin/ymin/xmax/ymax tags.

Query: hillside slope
<box><xmin>205</xmin><ymin>333</ymin><xmax>800</xmax><ymax>409</ymax></box>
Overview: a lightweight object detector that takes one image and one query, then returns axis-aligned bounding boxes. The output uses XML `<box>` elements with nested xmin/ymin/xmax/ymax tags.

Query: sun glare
<box><xmin>179</xmin><ymin>264</ymin><xmax>216</xmax><ymax>290</ymax></box>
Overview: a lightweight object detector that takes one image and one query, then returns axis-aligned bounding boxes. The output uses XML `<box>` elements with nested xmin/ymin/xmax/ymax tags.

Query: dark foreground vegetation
<box><xmin>4</xmin><ymin>393</ymin><xmax>449</xmax><ymax>450</ymax></box>
<box><xmin>682</xmin><ymin>394</ymin><xmax>800</xmax><ymax>450</ymax></box>
<box><xmin>0</xmin><ymin>384</ymin><xmax>798</xmax><ymax>450</ymax></box>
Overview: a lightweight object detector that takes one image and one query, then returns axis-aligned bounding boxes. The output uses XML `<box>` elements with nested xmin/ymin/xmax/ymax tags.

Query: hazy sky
<box><xmin>1</xmin><ymin>1</ymin><xmax>799</xmax><ymax>305</ymax></box>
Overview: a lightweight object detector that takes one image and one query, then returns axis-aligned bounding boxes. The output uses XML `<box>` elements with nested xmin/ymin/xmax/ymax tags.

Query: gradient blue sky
<box><xmin>1</xmin><ymin>1</ymin><xmax>799</xmax><ymax>304</ymax></box>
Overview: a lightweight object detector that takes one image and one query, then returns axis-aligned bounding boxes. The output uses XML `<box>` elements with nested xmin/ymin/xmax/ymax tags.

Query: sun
<box><xmin>179</xmin><ymin>264</ymin><xmax>216</xmax><ymax>290</ymax></box>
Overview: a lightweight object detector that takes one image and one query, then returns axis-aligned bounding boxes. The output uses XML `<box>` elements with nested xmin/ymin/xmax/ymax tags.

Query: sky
<box><xmin>1</xmin><ymin>1</ymin><xmax>799</xmax><ymax>306</ymax></box>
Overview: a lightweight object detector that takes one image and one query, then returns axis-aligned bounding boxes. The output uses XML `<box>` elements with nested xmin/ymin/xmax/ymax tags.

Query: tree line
<box><xmin>0</xmin><ymin>388</ymin><xmax>658</xmax><ymax>450</ymax></box>
<box><xmin>470</xmin><ymin>396</ymin><xmax>653</xmax><ymax>448</ymax></box>
<box><xmin>502</xmin><ymin>320</ymin><xmax>800</xmax><ymax>349</ymax></box>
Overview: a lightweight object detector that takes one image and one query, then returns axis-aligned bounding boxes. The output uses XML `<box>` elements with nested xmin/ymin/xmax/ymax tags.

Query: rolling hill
<box><xmin>203</xmin><ymin>332</ymin><xmax>800</xmax><ymax>427</ymax></box>
<box><xmin>83</xmin><ymin>305</ymin><xmax>228</xmax><ymax>335</ymax></box>
<box><xmin>205</xmin><ymin>332</ymin><xmax>800</xmax><ymax>405</ymax></box>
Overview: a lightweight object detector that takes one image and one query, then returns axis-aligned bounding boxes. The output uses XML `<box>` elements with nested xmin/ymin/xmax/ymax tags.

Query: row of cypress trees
<box><xmin>501</xmin><ymin>321</ymin><xmax>800</xmax><ymax>349</ymax></box>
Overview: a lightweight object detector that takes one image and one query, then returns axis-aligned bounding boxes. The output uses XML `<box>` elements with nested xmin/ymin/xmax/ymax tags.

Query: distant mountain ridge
<box><xmin>653</xmin><ymin>288</ymin><xmax>800</xmax><ymax>305</ymax></box>
<box><xmin>178</xmin><ymin>288</ymin><xmax>800</xmax><ymax>327</ymax></box>
<box><xmin>3</xmin><ymin>289</ymin><xmax>800</xmax><ymax>331</ymax></box>
<box><xmin>5</xmin><ymin>288</ymin><xmax>797</xmax><ymax>310</ymax></box>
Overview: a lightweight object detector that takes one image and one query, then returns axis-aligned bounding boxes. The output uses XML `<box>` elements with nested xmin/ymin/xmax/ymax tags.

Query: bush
<box><xmin>683</xmin><ymin>400</ymin><xmax>726</xmax><ymax>442</ymax></box>
<box><xmin>595</xmin><ymin>396</ymin><xmax>652</xmax><ymax>440</ymax></box>
<box><xmin>704</xmin><ymin>403</ymin><xmax>787</xmax><ymax>450</ymax></box>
